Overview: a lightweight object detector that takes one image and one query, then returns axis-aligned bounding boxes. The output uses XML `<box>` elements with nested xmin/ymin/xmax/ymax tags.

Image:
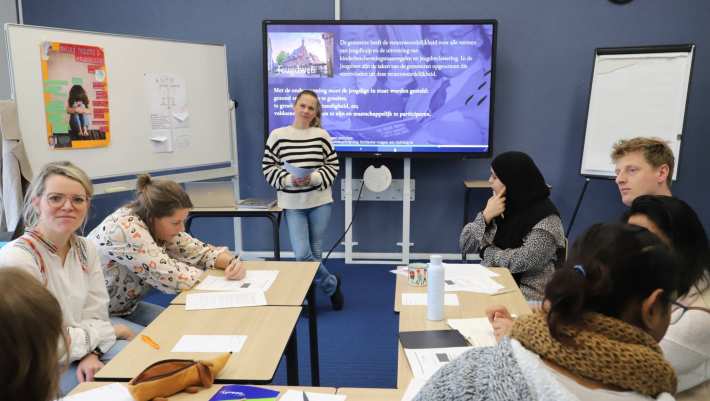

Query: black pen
<box><xmin>302</xmin><ymin>391</ymin><xmax>311</xmax><ymax>401</ymax></box>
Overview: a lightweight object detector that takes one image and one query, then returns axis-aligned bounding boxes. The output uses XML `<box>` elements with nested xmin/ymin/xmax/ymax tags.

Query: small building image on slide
<box><xmin>269</xmin><ymin>32</ymin><xmax>332</xmax><ymax>77</ymax></box>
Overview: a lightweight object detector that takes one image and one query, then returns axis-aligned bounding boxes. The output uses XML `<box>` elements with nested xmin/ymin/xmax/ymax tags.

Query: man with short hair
<box><xmin>611</xmin><ymin>137</ymin><xmax>674</xmax><ymax>206</ymax></box>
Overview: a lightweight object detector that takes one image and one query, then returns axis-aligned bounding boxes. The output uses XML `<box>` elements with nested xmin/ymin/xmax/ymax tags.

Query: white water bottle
<box><xmin>427</xmin><ymin>254</ymin><xmax>445</xmax><ymax>321</ymax></box>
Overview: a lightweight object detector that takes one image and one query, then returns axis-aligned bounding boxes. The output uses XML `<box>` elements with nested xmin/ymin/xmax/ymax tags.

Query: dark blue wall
<box><xmin>23</xmin><ymin>1</ymin><xmax>710</xmax><ymax>254</ymax></box>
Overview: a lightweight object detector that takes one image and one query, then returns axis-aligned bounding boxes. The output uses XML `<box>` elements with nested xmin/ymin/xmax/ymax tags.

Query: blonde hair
<box><xmin>127</xmin><ymin>175</ymin><xmax>192</xmax><ymax>237</ymax></box>
<box><xmin>0</xmin><ymin>268</ymin><xmax>64</xmax><ymax>401</ymax></box>
<box><xmin>611</xmin><ymin>137</ymin><xmax>675</xmax><ymax>186</ymax></box>
<box><xmin>294</xmin><ymin>89</ymin><xmax>322</xmax><ymax>128</ymax></box>
<box><xmin>23</xmin><ymin>161</ymin><xmax>93</xmax><ymax>229</ymax></box>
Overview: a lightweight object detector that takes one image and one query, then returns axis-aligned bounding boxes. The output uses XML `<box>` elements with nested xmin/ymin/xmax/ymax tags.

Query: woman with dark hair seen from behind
<box><xmin>625</xmin><ymin>195</ymin><xmax>710</xmax><ymax>399</ymax></box>
<box><xmin>416</xmin><ymin>223</ymin><xmax>678</xmax><ymax>401</ymax></box>
<box><xmin>89</xmin><ymin>174</ymin><xmax>246</xmax><ymax>333</ymax></box>
<box><xmin>460</xmin><ymin>151</ymin><xmax>566</xmax><ymax>301</ymax></box>
<box><xmin>0</xmin><ymin>161</ymin><xmax>127</xmax><ymax>394</ymax></box>
<box><xmin>0</xmin><ymin>268</ymin><xmax>64</xmax><ymax>401</ymax></box>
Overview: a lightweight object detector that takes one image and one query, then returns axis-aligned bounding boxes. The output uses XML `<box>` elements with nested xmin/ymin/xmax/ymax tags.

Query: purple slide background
<box><xmin>265</xmin><ymin>23</ymin><xmax>494</xmax><ymax>154</ymax></box>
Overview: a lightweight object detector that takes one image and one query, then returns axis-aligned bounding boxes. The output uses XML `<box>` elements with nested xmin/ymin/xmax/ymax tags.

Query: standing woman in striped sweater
<box><xmin>262</xmin><ymin>89</ymin><xmax>344</xmax><ymax>310</ymax></box>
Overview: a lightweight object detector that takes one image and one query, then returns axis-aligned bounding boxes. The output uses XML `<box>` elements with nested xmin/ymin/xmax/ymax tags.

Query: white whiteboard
<box><xmin>580</xmin><ymin>46</ymin><xmax>694</xmax><ymax>178</ymax></box>
<box><xmin>5</xmin><ymin>24</ymin><xmax>235</xmax><ymax>191</ymax></box>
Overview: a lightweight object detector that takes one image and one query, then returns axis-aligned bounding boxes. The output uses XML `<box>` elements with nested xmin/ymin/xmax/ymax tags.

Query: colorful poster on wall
<box><xmin>40</xmin><ymin>42</ymin><xmax>110</xmax><ymax>149</ymax></box>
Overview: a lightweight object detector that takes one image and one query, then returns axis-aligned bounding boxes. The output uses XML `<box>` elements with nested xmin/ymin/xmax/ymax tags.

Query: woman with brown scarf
<box><xmin>415</xmin><ymin>223</ymin><xmax>678</xmax><ymax>401</ymax></box>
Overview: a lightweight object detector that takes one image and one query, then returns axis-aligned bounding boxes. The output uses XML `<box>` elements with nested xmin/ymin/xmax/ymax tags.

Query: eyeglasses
<box><xmin>45</xmin><ymin>193</ymin><xmax>89</xmax><ymax>208</ymax></box>
<box><xmin>670</xmin><ymin>300</ymin><xmax>710</xmax><ymax>325</ymax></box>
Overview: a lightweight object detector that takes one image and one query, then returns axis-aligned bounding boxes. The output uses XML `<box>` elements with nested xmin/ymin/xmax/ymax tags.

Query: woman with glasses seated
<box><xmin>624</xmin><ymin>195</ymin><xmax>710</xmax><ymax>399</ymax></box>
<box><xmin>0</xmin><ymin>161</ymin><xmax>130</xmax><ymax>394</ymax></box>
<box><xmin>416</xmin><ymin>223</ymin><xmax>679</xmax><ymax>401</ymax></box>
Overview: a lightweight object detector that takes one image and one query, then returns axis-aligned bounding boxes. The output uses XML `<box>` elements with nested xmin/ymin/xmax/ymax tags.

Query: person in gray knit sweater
<box><xmin>416</xmin><ymin>223</ymin><xmax>680</xmax><ymax>401</ymax></box>
<box><xmin>460</xmin><ymin>151</ymin><xmax>565</xmax><ymax>301</ymax></box>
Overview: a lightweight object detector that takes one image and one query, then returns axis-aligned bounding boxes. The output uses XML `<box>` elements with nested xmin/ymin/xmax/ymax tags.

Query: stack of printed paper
<box><xmin>443</xmin><ymin>263</ymin><xmax>504</xmax><ymax>294</ymax></box>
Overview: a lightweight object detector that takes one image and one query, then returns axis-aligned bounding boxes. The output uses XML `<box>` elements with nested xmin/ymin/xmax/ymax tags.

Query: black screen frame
<box><xmin>262</xmin><ymin>19</ymin><xmax>497</xmax><ymax>159</ymax></box>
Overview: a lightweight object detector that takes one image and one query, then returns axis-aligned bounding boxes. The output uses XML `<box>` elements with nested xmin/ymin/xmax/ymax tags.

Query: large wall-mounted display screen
<box><xmin>263</xmin><ymin>20</ymin><xmax>497</xmax><ymax>157</ymax></box>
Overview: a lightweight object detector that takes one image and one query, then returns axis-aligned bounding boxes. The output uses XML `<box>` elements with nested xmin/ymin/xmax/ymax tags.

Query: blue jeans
<box><xmin>59</xmin><ymin>338</ymin><xmax>129</xmax><ymax>395</ymax></box>
<box><xmin>285</xmin><ymin>203</ymin><xmax>338</xmax><ymax>296</ymax></box>
<box><xmin>59</xmin><ymin>302</ymin><xmax>164</xmax><ymax>395</ymax></box>
<box><xmin>111</xmin><ymin>301</ymin><xmax>165</xmax><ymax>331</ymax></box>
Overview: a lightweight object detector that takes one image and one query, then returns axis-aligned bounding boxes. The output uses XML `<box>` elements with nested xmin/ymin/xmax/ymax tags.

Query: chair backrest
<box><xmin>554</xmin><ymin>237</ymin><xmax>568</xmax><ymax>270</ymax></box>
<box><xmin>11</xmin><ymin>217</ymin><xmax>24</xmax><ymax>240</ymax></box>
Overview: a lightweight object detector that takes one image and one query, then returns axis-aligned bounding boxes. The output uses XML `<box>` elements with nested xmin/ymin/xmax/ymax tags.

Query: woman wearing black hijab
<box><xmin>460</xmin><ymin>151</ymin><xmax>566</xmax><ymax>301</ymax></box>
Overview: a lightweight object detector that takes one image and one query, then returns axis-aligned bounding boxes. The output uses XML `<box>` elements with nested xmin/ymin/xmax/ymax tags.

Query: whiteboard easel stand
<box><xmin>565</xmin><ymin>177</ymin><xmax>592</xmax><ymax>237</ymax></box>
<box><xmin>343</xmin><ymin>157</ymin><xmax>413</xmax><ymax>265</ymax></box>
<box><xmin>229</xmin><ymin>99</ymin><xmax>242</xmax><ymax>254</ymax></box>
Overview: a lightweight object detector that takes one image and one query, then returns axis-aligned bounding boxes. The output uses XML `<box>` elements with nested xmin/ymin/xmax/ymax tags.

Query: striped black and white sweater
<box><xmin>262</xmin><ymin>125</ymin><xmax>339</xmax><ymax>210</ymax></box>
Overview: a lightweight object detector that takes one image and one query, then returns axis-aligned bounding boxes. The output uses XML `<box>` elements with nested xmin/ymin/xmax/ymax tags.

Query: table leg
<box><xmin>462</xmin><ymin>188</ymin><xmax>472</xmax><ymax>261</ymax></box>
<box><xmin>285</xmin><ymin>327</ymin><xmax>299</xmax><ymax>385</ymax></box>
<box><xmin>266</xmin><ymin>212</ymin><xmax>282</xmax><ymax>261</ymax></box>
<box><xmin>307</xmin><ymin>283</ymin><xmax>320</xmax><ymax>386</ymax></box>
<box><xmin>274</xmin><ymin>212</ymin><xmax>282</xmax><ymax>261</ymax></box>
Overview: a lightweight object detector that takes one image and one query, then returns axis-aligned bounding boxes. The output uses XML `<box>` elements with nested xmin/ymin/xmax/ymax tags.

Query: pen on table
<box><xmin>491</xmin><ymin>288</ymin><xmax>515</xmax><ymax>296</ymax></box>
<box><xmin>224</xmin><ymin>254</ymin><xmax>241</xmax><ymax>276</ymax></box>
<box><xmin>141</xmin><ymin>334</ymin><xmax>160</xmax><ymax>350</ymax></box>
<box><xmin>302</xmin><ymin>391</ymin><xmax>310</xmax><ymax>401</ymax></box>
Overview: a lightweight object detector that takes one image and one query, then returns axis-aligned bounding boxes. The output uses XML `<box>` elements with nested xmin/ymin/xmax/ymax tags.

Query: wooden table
<box><xmin>171</xmin><ymin>261</ymin><xmax>322</xmax><ymax>386</ymax></box>
<box><xmin>70</xmin><ymin>381</ymin><xmax>336</xmax><ymax>400</ymax></box>
<box><xmin>337</xmin><ymin>387</ymin><xmax>404</xmax><ymax>401</ymax></box>
<box><xmin>186</xmin><ymin>206</ymin><xmax>283</xmax><ymax>260</ymax></box>
<box><xmin>95</xmin><ymin>305</ymin><xmax>300</xmax><ymax>384</ymax></box>
<box><xmin>393</xmin><ymin>267</ymin><xmax>526</xmax><ymax>312</ymax></box>
<box><xmin>395</xmin><ymin>267</ymin><xmax>532</xmax><ymax>389</ymax></box>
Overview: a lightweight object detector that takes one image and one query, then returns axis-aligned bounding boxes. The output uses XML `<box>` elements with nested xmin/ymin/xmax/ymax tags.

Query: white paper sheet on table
<box><xmin>185</xmin><ymin>291</ymin><xmax>267</xmax><ymax>310</ymax></box>
<box><xmin>401</xmin><ymin>377</ymin><xmax>428</xmax><ymax>401</ymax></box>
<box><xmin>404</xmin><ymin>346</ymin><xmax>473</xmax><ymax>379</ymax></box>
<box><xmin>441</xmin><ymin>263</ymin><xmax>504</xmax><ymax>294</ymax></box>
<box><xmin>195</xmin><ymin>271</ymin><xmax>278</xmax><ymax>292</ymax></box>
<box><xmin>60</xmin><ymin>383</ymin><xmax>134</xmax><ymax>401</ymax></box>
<box><xmin>444</xmin><ymin>263</ymin><xmax>499</xmax><ymax>277</ymax></box>
<box><xmin>279</xmin><ymin>390</ymin><xmax>347</xmax><ymax>401</ymax></box>
<box><xmin>171</xmin><ymin>334</ymin><xmax>246</xmax><ymax>353</ymax></box>
<box><xmin>401</xmin><ymin>293</ymin><xmax>459</xmax><ymax>306</ymax></box>
<box><xmin>447</xmin><ymin>317</ymin><xmax>497</xmax><ymax>348</ymax></box>
<box><xmin>444</xmin><ymin>276</ymin><xmax>504</xmax><ymax>294</ymax></box>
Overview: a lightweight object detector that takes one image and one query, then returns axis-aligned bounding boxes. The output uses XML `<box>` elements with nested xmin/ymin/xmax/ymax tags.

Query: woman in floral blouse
<box><xmin>88</xmin><ymin>175</ymin><xmax>245</xmax><ymax>331</ymax></box>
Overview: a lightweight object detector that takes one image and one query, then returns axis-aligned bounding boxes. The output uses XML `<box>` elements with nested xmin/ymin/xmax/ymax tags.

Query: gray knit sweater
<box><xmin>412</xmin><ymin>338</ymin><xmax>536</xmax><ymax>401</ymax></box>
<box><xmin>412</xmin><ymin>338</ymin><xmax>673</xmax><ymax>401</ymax></box>
<box><xmin>459</xmin><ymin>213</ymin><xmax>565</xmax><ymax>301</ymax></box>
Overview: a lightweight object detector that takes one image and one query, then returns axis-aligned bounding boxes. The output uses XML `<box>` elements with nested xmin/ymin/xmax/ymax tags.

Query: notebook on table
<box><xmin>399</xmin><ymin>329</ymin><xmax>470</xmax><ymax>349</ymax></box>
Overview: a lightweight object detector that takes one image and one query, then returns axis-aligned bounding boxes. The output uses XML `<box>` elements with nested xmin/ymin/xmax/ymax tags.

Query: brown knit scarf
<box><xmin>511</xmin><ymin>312</ymin><xmax>677</xmax><ymax>397</ymax></box>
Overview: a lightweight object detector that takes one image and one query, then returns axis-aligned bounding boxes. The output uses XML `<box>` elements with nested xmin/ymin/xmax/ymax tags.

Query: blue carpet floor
<box><xmin>144</xmin><ymin>260</ymin><xmax>399</xmax><ymax>388</ymax></box>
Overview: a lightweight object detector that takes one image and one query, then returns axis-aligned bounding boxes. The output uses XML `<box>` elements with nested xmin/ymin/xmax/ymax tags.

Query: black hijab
<box><xmin>490</xmin><ymin>151</ymin><xmax>559</xmax><ymax>250</ymax></box>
